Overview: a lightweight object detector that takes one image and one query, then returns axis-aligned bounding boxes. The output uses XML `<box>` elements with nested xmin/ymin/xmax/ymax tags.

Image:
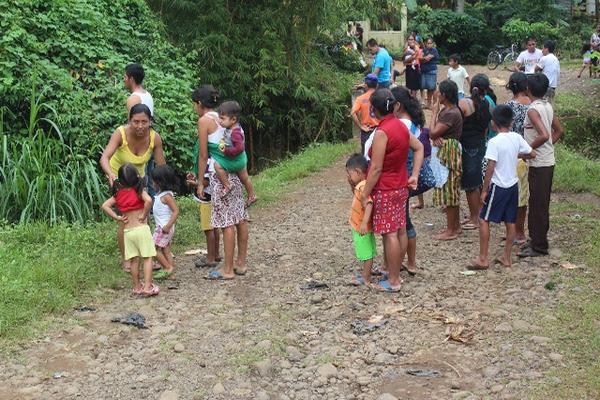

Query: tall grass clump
<box><xmin>0</xmin><ymin>87</ymin><xmax>105</xmax><ymax>225</ymax></box>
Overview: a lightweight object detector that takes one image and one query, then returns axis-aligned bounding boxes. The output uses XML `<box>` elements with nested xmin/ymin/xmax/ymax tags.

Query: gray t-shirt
<box><xmin>524</xmin><ymin>99</ymin><xmax>554</xmax><ymax>167</ymax></box>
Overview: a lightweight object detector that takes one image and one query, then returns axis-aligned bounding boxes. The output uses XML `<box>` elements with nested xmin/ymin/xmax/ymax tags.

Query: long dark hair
<box><xmin>391</xmin><ymin>86</ymin><xmax>425</xmax><ymax>128</ymax></box>
<box><xmin>112</xmin><ymin>163</ymin><xmax>144</xmax><ymax>198</ymax></box>
<box><xmin>370</xmin><ymin>88</ymin><xmax>396</xmax><ymax>116</ymax></box>
<box><xmin>506</xmin><ymin>72</ymin><xmax>528</xmax><ymax>95</ymax></box>
<box><xmin>439</xmin><ymin>80</ymin><xmax>459</xmax><ymax>106</ymax></box>
<box><xmin>151</xmin><ymin>164</ymin><xmax>178</xmax><ymax>193</ymax></box>
<box><xmin>470</xmin><ymin>73</ymin><xmax>490</xmax><ymax>113</ymax></box>
<box><xmin>192</xmin><ymin>85</ymin><xmax>220</xmax><ymax>108</ymax></box>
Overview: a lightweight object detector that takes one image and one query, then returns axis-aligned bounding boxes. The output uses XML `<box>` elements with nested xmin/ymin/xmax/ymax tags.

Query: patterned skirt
<box><xmin>433</xmin><ymin>138</ymin><xmax>462</xmax><ymax>207</ymax></box>
<box><xmin>372</xmin><ymin>187</ymin><xmax>409</xmax><ymax>234</ymax></box>
<box><xmin>209</xmin><ymin>172</ymin><xmax>249</xmax><ymax>228</ymax></box>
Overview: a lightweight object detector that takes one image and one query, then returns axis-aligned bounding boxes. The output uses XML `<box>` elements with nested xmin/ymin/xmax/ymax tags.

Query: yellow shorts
<box><xmin>124</xmin><ymin>225</ymin><xmax>156</xmax><ymax>260</ymax></box>
<box><xmin>517</xmin><ymin>159</ymin><xmax>529</xmax><ymax>208</ymax></box>
<box><xmin>199</xmin><ymin>202</ymin><xmax>213</xmax><ymax>231</ymax></box>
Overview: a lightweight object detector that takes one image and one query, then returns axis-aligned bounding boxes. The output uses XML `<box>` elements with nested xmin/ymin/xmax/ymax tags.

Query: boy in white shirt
<box><xmin>515</xmin><ymin>37</ymin><xmax>543</xmax><ymax>74</ymax></box>
<box><xmin>469</xmin><ymin>105</ymin><xmax>535</xmax><ymax>270</ymax></box>
<box><xmin>535</xmin><ymin>40</ymin><xmax>560</xmax><ymax>104</ymax></box>
<box><xmin>447</xmin><ymin>54</ymin><xmax>470</xmax><ymax>99</ymax></box>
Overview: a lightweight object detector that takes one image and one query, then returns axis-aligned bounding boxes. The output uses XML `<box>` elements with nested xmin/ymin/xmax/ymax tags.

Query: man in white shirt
<box><xmin>124</xmin><ymin>63</ymin><xmax>154</xmax><ymax>117</ymax></box>
<box><xmin>591</xmin><ymin>24</ymin><xmax>600</xmax><ymax>51</ymax></box>
<box><xmin>535</xmin><ymin>40</ymin><xmax>560</xmax><ymax>104</ymax></box>
<box><xmin>515</xmin><ymin>37</ymin><xmax>543</xmax><ymax>74</ymax></box>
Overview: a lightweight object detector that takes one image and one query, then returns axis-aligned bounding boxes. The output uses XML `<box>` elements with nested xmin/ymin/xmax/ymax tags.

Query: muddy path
<box><xmin>0</xmin><ymin>150</ymin><xmax>590</xmax><ymax>400</ymax></box>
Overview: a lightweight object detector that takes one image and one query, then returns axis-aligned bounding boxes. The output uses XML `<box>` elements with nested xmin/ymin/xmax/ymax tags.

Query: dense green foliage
<box><xmin>0</xmin><ymin>0</ymin><xmax>197</xmax><ymax>173</ymax></box>
<box><xmin>409</xmin><ymin>1</ymin><xmax>595</xmax><ymax>63</ymax></box>
<box><xmin>555</xmin><ymin>92</ymin><xmax>600</xmax><ymax>160</ymax></box>
<box><xmin>147</xmin><ymin>0</ymin><xmax>360</xmax><ymax>169</ymax></box>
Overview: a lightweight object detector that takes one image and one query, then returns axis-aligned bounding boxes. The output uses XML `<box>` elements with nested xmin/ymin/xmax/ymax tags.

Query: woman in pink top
<box><xmin>362</xmin><ymin>88</ymin><xmax>424</xmax><ymax>292</ymax></box>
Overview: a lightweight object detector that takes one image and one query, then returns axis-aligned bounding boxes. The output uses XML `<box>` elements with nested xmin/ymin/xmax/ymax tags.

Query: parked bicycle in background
<box><xmin>487</xmin><ymin>44</ymin><xmax>519</xmax><ymax>70</ymax></box>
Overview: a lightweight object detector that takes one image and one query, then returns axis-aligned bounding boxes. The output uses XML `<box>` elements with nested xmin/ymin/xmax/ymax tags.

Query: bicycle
<box><xmin>487</xmin><ymin>44</ymin><xmax>519</xmax><ymax>70</ymax></box>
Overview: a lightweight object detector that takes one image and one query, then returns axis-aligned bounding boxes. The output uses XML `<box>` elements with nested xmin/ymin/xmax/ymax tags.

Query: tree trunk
<box><xmin>455</xmin><ymin>0</ymin><xmax>465</xmax><ymax>13</ymax></box>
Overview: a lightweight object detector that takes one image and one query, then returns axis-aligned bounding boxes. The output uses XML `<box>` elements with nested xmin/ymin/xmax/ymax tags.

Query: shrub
<box><xmin>501</xmin><ymin>18</ymin><xmax>560</xmax><ymax>46</ymax></box>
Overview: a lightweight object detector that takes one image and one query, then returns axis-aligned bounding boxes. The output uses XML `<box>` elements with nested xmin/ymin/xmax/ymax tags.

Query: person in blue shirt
<box><xmin>367</xmin><ymin>38</ymin><xmax>392</xmax><ymax>88</ymax></box>
<box><xmin>420</xmin><ymin>38</ymin><xmax>440</xmax><ymax>109</ymax></box>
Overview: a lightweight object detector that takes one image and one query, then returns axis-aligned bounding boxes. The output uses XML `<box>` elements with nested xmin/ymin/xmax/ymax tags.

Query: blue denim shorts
<box><xmin>461</xmin><ymin>146</ymin><xmax>485</xmax><ymax>191</ymax></box>
<box><xmin>421</xmin><ymin>72</ymin><xmax>437</xmax><ymax>90</ymax></box>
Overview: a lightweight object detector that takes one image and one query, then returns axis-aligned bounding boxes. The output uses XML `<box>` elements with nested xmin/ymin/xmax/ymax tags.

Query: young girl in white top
<box><xmin>151</xmin><ymin>165</ymin><xmax>180</xmax><ymax>278</ymax></box>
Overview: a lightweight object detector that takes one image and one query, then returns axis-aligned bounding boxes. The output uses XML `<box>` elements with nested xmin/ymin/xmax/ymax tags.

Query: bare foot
<box><xmin>433</xmin><ymin>230</ymin><xmax>459</xmax><ymax>241</ymax></box>
<box><xmin>468</xmin><ymin>258</ymin><xmax>489</xmax><ymax>270</ymax></box>
<box><xmin>494</xmin><ymin>256</ymin><xmax>512</xmax><ymax>268</ymax></box>
<box><xmin>410</xmin><ymin>203</ymin><xmax>424</xmax><ymax>210</ymax></box>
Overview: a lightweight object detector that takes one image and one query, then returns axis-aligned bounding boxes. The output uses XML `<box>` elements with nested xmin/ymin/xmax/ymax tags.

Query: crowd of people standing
<box><xmin>350</xmin><ymin>33</ymin><xmax>564</xmax><ymax>291</ymax></box>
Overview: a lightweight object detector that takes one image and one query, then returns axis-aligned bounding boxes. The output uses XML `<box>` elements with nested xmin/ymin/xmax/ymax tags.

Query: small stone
<box><xmin>374</xmin><ymin>353</ymin><xmax>395</xmax><ymax>365</ymax></box>
<box><xmin>549</xmin><ymin>353</ymin><xmax>563</xmax><ymax>362</ymax></box>
<box><xmin>286</xmin><ymin>346</ymin><xmax>303</xmax><ymax>361</ymax></box>
<box><xmin>494</xmin><ymin>322</ymin><xmax>512</xmax><ymax>332</ymax></box>
<box><xmin>483</xmin><ymin>366</ymin><xmax>500</xmax><ymax>378</ymax></box>
<box><xmin>310</xmin><ymin>294</ymin><xmax>324</xmax><ymax>304</ymax></box>
<box><xmin>317</xmin><ymin>363</ymin><xmax>338</xmax><ymax>379</ymax></box>
<box><xmin>255</xmin><ymin>391</ymin><xmax>270</xmax><ymax>400</ymax></box>
<box><xmin>491</xmin><ymin>384</ymin><xmax>504</xmax><ymax>393</ymax></box>
<box><xmin>376</xmin><ymin>394</ymin><xmax>398</xmax><ymax>400</ymax></box>
<box><xmin>173</xmin><ymin>343</ymin><xmax>185</xmax><ymax>353</ymax></box>
<box><xmin>159</xmin><ymin>390</ymin><xmax>180</xmax><ymax>400</ymax></box>
<box><xmin>257</xmin><ymin>340</ymin><xmax>272</xmax><ymax>350</ymax></box>
<box><xmin>531</xmin><ymin>336</ymin><xmax>551</xmax><ymax>345</ymax></box>
<box><xmin>451</xmin><ymin>380</ymin><xmax>461</xmax><ymax>390</ymax></box>
<box><xmin>512</xmin><ymin>320</ymin><xmax>531</xmax><ymax>331</ymax></box>
<box><xmin>357</xmin><ymin>375</ymin><xmax>371</xmax><ymax>386</ymax></box>
<box><xmin>213</xmin><ymin>382</ymin><xmax>225</xmax><ymax>394</ymax></box>
<box><xmin>254</xmin><ymin>359</ymin><xmax>273</xmax><ymax>377</ymax></box>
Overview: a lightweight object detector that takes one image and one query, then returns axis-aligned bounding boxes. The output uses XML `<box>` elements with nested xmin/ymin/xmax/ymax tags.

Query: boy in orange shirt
<box><xmin>351</xmin><ymin>74</ymin><xmax>380</xmax><ymax>154</ymax></box>
<box><xmin>346</xmin><ymin>153</ymin><xmax>376</xmax><ymax>286</ymax></box>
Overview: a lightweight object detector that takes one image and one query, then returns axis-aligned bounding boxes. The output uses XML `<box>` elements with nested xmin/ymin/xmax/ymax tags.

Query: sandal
<box><xmin>141</xmin><ymin>284</ymin><xmax>160</xmax><ymax>297</ymax></box>
<box><xmin>351</xmin><ymin>274</ymin><xmax>368</xmax><ymax>286</ymax></box>
<box><xmin>205</xmin><ymin>269</ymin><xmax>234</xmax><ymax>280</ymax></box>
<box><xmin>132</xmin><ymin>285</ymin><xmax>144</xmax><ymax>296</ymax></box>
<box><xmin>461</xmin><ymin>223</ymin><xmax>478</xmax><ymax>231</ymax></box>
<box><xmin>234</xmin><ymin>266</ymin><xmax>248</xmax><ymax>276</ymax></box>
<box><xmin>467</xmin><ymin>260</ymin><xmax>489</xmax><ymax>270</ymax></box>
<box><xmin>195</xmin><ymin>258</ymin><xmax>218</xmax><ymax>269</ymax></box>
<box><xmin>401</xmin><ymin>264</ymin><xmax>417</xmax><ymax>276</ymax></box>
<box><xmin>517</xmin><ymin>246</ymin><xmax>547</xmax><ymax>258</ymax></box>
<box><xmin>374</xmin><ymin>279</ymin><xmax>402</xmax><ymax>293</ymax></box>
<box><xmin>153</xmin><ymin>270</ymin><xmax>172</xmax><ymax>280</ymax></box>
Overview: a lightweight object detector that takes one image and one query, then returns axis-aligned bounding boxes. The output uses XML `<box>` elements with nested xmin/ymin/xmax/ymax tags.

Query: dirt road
<box><xmin>0</xmin><ymin>152</ymin><xmax>581</xmax><ymax>400</ymax></box>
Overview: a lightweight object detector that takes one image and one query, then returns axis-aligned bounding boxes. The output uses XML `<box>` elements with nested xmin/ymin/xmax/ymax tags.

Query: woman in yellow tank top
<box><xmin>100</xmin><ymin>104</ymin><xmax>166</xmax><ymax>187</ymax></box>
<box><xmin>100</xmin><ymin>104</ymin><xmax>166</xmax><ymax>270</ymax></box>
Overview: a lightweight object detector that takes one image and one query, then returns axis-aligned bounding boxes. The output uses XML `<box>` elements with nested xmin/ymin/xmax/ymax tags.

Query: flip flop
<box><xmin>141</xmin><ymin>284</ymin><xmax>160</xmax><ymax>297</ymax></box>
<box><xmin>351</xmin><ymin>274</ymin><xmax>367</xmax><ymax>286</ymax></box>
<box><xmin>132</xmin><ymin>285</ymin><xmax>144</xmax><ymax>295</ymax></box>
<box><xmin>461</xmin><ymin>223</ymin><xmax>478</xmax><ymax>231</ymax></box>
<box><xmin>234</xmin><ymin>266</ymin><xmax>248</xmax><ymax>276</ymax></box>
<box><xmin>401</xmin><ymin>264</ymin><xmax>417</xmax><ymax>276</ymax></box>
<box><xmin>195</xmin><ymin>259</ymin><xmax>218</xmax><ymax>269</ymax></box>
<box><xmin>153</xmin><ymin>270</ymin><xmax>171</xmax><ymax>280</ymax></box>
<box><xmin>205</xmin><ymin>269</ymin><xmax>234</xmax><ymax>280</ymax></box>
<box><xmin>374</xmin><ymin>279</ymin><xmax>402</xmax><ymax>293</ymax></box>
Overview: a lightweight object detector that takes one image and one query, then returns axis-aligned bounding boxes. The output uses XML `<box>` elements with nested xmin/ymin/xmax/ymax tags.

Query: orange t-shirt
<box><xmin>352</xmin><ymin>90</ymin><xmax>379</xmax><ymax>130</ymax></box>
<box><xmin>349</xmin><ymin>180</ymin><xmax>373</xmax><ymax>232</ymax></box>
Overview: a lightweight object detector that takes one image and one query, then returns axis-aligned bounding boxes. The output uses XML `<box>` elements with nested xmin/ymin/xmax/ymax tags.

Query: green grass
<box><xmin>0</xmin><ymin>140</ymin><xmax>356</xmax><ymax>344</ymax></box>
<box><xmin>528</xmin><ymin>146</ymin><xmax>600</xmax><ymax>398</ymax></box>
<box><xmin>554</xmin><ymin>144</ymin><xmax>600</xmax><ymax>196</ymax></box>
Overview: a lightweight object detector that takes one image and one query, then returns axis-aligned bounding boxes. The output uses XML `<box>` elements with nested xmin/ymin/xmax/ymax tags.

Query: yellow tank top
<box><xmin>109</xmin><ymin>126</ymin><xmax>156</xmax><ymax>176</ymax></box>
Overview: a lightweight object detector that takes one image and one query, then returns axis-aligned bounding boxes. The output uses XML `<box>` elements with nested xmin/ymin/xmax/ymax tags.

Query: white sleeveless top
<box><xmin>132</xmin><ymin>90</ymin><xmax>154</xmax><ymax>116</ymax></box>
<box><xmin>153</xmin><ymin>191</ymin><xmax>173</xmax><ymax>227</ymax></box>
<box><xmin>205</xmin><ymin>111</ymin><xmax>226</xmax><ymax>172</ymax></box>
<box><xmin>524</xmin><ymin>99</ymin><xmax>554</xmax><ymax>167</ymax></box>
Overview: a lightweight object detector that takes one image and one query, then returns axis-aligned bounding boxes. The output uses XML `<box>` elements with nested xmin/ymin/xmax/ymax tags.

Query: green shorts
<box><xmin>124</xmin><ymin>225</ymin><xmax>157</xmax><ymax>260</ymax></box>
<box><xmin>351</xmin><ymin>228</ymin><xmax>376</xmax><ymax>261</ymax></box>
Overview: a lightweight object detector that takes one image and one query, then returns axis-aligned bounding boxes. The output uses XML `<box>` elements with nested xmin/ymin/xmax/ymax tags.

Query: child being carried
<box><xmin>211</xmin><ymin>101</ymin><xmax>257</xmax><ymax>207</ymax></box>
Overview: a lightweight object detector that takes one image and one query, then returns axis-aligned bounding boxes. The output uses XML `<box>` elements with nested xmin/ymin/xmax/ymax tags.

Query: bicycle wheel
<box><xmin>487</xmin><ymin>51</ymin><xmax>501</xmax><ymax>70</ymax></box>
<box><xmin>503</xmin><ymin>52</ymin><xmax>516</xmax><ymax>70</ymax></box>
